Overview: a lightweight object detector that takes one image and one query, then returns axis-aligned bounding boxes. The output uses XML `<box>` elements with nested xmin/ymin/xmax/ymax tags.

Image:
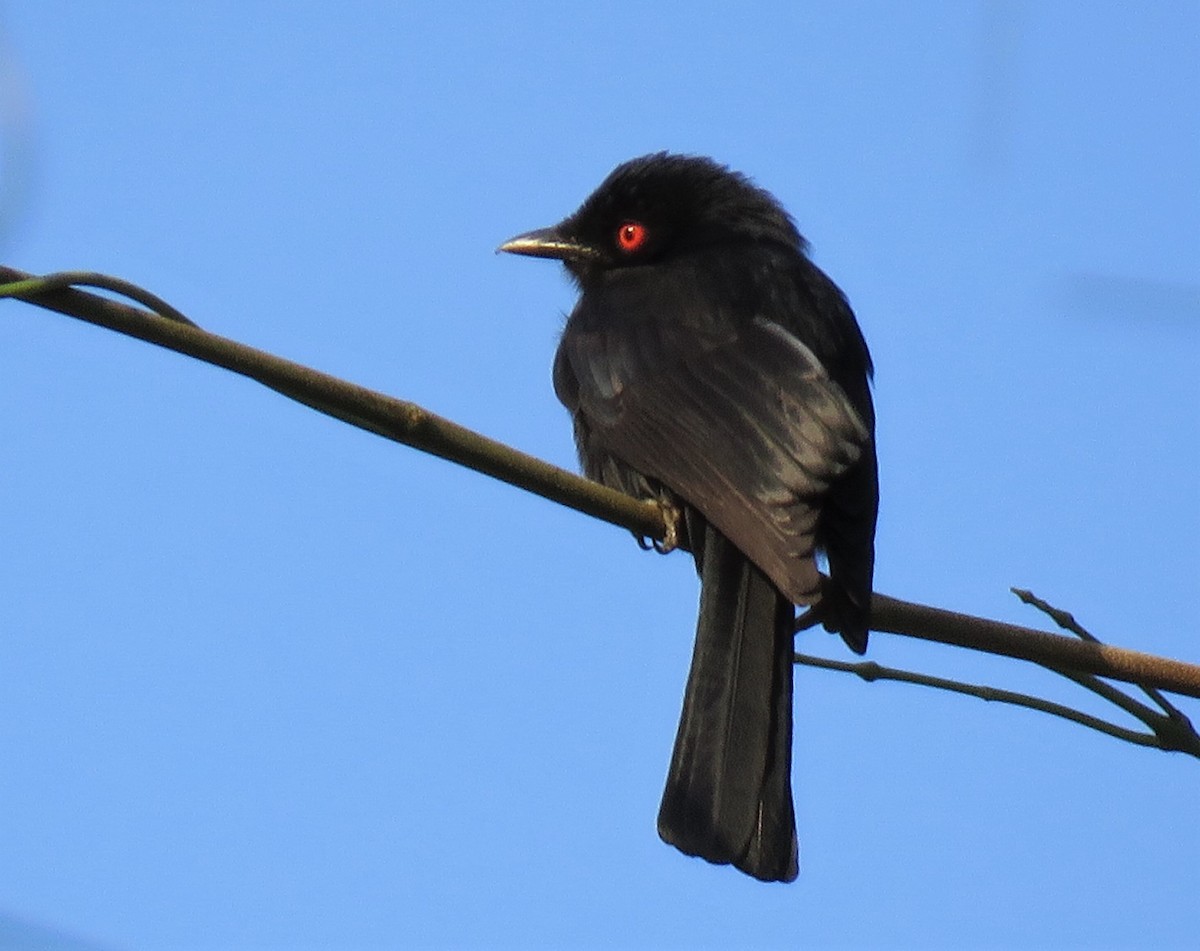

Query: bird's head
<box><xmin>499</xmin><ymin>152</ymin><xmax>806</xmax><ymax>284</ymax></box>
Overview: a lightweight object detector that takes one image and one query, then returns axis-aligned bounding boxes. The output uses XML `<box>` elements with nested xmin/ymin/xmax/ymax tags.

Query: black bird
<box><xmin>500</xmin><ymin>153</ymin><xmax>877</xmax><ymax>883</ymax></box>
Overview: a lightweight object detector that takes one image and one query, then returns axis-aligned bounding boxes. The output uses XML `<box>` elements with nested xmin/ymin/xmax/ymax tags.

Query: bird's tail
<box><xmin>657</xmin><ymin>518</ymin><xmax>798</xmax><ymax>883</ymax></box>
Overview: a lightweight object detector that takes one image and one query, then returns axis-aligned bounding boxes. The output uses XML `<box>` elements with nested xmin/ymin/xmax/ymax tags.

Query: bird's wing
<box><xmin>558</xmin><ymin>313</ymin><xmax>868</xmax><ymax>606</ymax></box>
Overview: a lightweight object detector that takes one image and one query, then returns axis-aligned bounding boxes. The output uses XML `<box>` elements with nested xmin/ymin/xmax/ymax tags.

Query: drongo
<box><xmin>500</xmin><ymin>153</ymin><xmax>877</xmax><ymax>883</ymax></box>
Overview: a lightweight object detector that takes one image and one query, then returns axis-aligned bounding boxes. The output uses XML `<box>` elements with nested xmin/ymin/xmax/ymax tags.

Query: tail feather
<box><xmin>657</xmin><ymin>519</ymin><xmax>798</xmax><ymax>882</ymax></box>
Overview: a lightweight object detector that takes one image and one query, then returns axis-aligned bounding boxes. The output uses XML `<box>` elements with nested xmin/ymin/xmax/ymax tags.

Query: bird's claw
<box><xmin>637</xmin><ymin>499</ymin><xmax>682</xmax><ymax>554</ymax></box>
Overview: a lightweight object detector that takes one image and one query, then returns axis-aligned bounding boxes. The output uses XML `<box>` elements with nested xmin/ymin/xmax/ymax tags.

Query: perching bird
<box><xmin>500</xmin><ymin>153</ymin><xmax>877</xmax><ymax>883</ymax></box>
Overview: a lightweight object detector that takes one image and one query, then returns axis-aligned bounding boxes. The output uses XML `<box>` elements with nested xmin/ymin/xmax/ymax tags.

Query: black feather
<box><xmin>503</xmin><ymin>153</ymin><xmax>878</xmax><ymax>881</ymax></box>
<box><xmin>658</xmin><ymin>513</ymin><xmax>798</xmax><ymax>882</ymax></box>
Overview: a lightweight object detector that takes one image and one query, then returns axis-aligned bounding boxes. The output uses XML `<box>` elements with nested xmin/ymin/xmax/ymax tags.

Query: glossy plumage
<box><xmin>501</xmin><ymin>153</ymin><xmax>877</xmax><ymax>882</ymax></box>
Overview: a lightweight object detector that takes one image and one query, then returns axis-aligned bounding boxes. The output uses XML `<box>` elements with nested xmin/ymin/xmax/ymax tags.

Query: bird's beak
<box><xmin>497</xmin><ymin>227</ymin><xmax>601</xmax><ymax>263</ymax></box>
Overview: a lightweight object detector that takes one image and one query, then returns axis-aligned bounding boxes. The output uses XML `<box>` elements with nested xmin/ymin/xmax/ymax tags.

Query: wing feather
<box><xmin>559</xmin><ymin>312</ymin><xmax>868</xmax><ymax>606</ymax></box>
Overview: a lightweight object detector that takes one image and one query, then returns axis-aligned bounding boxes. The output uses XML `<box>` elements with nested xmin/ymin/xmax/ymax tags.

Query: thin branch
<box><xmin>1012</xmin><ymin>588</ymin><xmax>1200</xmax><ymax>755</ymax></box>
<box><xmin>4</xmin><ymin>265</ymin><xmax>1200</xmax><ymax>702</ymax></box>
<box><xmin>0</xmin><ymin>270</ymin><xmax>196</xmax><ymax>326</ymax></box>
<box><xmin>793</xmin><ymin>652</ymin><xmax>1196</xmax><ymax>754</ymax></box>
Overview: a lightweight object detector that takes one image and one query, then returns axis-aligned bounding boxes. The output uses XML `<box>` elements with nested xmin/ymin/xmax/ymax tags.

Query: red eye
<box><xmin>617</xmin><ymin>221</ymin><xmax>647</xmax><ymax>252</ymax></box>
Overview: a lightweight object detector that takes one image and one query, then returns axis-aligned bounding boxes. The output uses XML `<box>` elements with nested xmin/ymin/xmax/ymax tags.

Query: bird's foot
<box><xmin>636</xmin><ymin>498</ymin><xmax>682</xmax><ymax>554</ymax></box>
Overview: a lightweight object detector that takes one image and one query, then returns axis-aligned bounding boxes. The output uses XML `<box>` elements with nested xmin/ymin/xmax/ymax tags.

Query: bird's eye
<box><xmin>616</xmin><ymin>221</ymin><xmax>648</xmax><ymax>253</ymax></box>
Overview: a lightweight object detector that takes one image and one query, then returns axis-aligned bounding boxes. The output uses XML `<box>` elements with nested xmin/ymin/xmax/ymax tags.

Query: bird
<box><xmin>499</xmin><ymin>153</ymin><xmax>877</xmax><ymax>883</ymax></box>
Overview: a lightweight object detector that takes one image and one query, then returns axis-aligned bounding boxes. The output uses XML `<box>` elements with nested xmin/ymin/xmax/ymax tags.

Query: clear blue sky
<box><xmin>2</xmin><ymin>3</ymin><xmax>1197</xmax><ymax>949</ymax></box>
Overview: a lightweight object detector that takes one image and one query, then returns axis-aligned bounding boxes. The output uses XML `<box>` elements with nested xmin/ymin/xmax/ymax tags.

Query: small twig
<box><xmin>794</xmin><ymin>652</ymin><xmax>1193</xmax><ymax>753</ymax></box>
<box><xmin>1013</xmin><ymin>588</ymin><xmax>1200</xmax><ymax>755</ymax></box>
<box><xmin>1012</xmin><ymin>588</ymin><xmax>1167</xmax><ymax>715</ymax></box>
<box><xmin>1012</xmin><ymin>588</ymin><xmax>1095</xmax><ymax>641</ymax></box>
<box><xmin>0</xmin><ymin>271</ymin><xmax>197</xmax><ymax>326</ymax></box>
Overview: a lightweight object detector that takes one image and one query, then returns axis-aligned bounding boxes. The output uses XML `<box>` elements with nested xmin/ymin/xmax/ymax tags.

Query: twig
<box><xmin>0</xmin><ymin>270</ymin><xmax>196</xmax><ymax>326</ymax></box>
<box><xmin>4</xmin><ymin>265</ymin><xmax>1199</xmax><ymax>701</ymax></box>
<box><xmin>1012</xmin><ymin>588</ymin><xmax>1200</xmax><ymax>755</ymax></box>
<box><xmin>793</xmin><ymin>652</ymin><xmax>1196</xmax><ymax>754</ymax></box>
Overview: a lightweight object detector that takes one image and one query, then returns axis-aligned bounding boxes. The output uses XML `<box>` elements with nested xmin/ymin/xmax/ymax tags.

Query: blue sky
<box><xmin>1</xmin><ymin>3</ymin><xmax>1197</xmax><ymax>949</ymax></box>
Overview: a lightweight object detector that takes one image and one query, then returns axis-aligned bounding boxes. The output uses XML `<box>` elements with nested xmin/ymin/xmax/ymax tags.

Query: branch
<box><xmin>4</xmin><ymin>265</ymin><xmax>1199</xmax><ymax>702</ymax></box>
<box><xmin>868</xmin><ymin>593</ymin><xmax>1199</xmax><ymax>698</ymax></box>
<box><xmin>793</xmin><ymin>652</ymin><xmax>1198</xmax><ymax>755</ymax></box>
<box><xmin>0</xmin><ymin>265</ymin><xmax>663</xmax><ymax>539</ymax></box>
<box><xmin>1012</xmin><ymin>589</ymin><xmax>1199</xmax><ymax>754</ymax></box>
